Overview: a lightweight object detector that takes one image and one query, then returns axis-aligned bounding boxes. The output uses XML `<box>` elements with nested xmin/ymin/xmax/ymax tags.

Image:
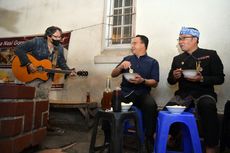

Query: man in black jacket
<box><xmin>166</xmin><ymin>27</ymin><xmax>225</xmax><ymax>153</ymax></box>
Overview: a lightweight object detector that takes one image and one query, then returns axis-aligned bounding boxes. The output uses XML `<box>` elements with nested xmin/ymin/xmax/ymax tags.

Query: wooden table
<box><xmin>49</xmin><ymin>100</ymin><xmax>98</xmax><ymax>128</ymax></box>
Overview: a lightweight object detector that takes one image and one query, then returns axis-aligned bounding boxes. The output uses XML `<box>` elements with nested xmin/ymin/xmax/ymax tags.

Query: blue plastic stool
<box><xmin>124</xmin><ymin>106</ymin><xmax>145</xmax><ymax>144</ymax></box>
<box><xmin>154</xmin><ymin>111</ymin><xmax>202</xmax><ymax>153</ymax></box>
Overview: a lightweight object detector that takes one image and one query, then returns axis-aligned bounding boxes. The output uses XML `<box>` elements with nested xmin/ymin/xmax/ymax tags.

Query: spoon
<box><xmin>129</xmin><ymin>66</ymin><xmax>133</xmax><ymax>73</ymax></box>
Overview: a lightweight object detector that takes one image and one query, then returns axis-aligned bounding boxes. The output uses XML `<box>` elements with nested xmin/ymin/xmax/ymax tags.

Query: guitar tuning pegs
<box><xmin>77</xmin><ymin>70</ymin><xmax>88</xmax><ymax>77</ymax></box>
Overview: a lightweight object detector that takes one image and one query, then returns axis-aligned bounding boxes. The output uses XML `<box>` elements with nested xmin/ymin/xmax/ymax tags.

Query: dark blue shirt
<box><xmin>118</xmin><ymin>54</ymin><xmax>159</xmax><ymax>97</ymax></box>
<box><xmin>15</xmin><ymin>37</ymin><xmax>69</xmax><ymax>70</ymax></box>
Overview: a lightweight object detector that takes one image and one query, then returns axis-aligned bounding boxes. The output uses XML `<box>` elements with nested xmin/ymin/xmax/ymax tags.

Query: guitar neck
<box><xmin>42</xmin><ymin>68</ymin><xmax>88</xmax><ymax>76</ymax></box>
<box><xmin>44</xmin><ymin>69</ymin><xmax>72</xmax><ymax>74</ymax></box>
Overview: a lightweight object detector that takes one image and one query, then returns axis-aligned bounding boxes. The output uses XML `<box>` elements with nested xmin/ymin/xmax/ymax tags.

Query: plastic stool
<box><xmin>154</xmin><ymin>111</ymin><xmax>202</xmax><ymax>153</ymax></box>
<box><xmin>124</xmin><ymin>106</ymin><xmax>145</xmax><ymax>144</ymax></box>
<box><xmin>89</xmin><ymin>110</ymin><xmax>143</xmax><ymax>153</ymax></box>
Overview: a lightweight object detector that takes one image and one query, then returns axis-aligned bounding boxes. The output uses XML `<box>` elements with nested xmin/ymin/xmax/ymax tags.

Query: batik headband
<box><xmin>179</xmin><ymin>27</ymin><xmax>200</xmax><ymax>38</ymax></box>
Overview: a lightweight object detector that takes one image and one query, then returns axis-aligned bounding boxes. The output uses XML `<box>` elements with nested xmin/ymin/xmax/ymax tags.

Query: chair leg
<box><xmin>185</xmin><ymin>119</ymin><xmax>202</xmax><ymax>153</ymax></box>
<box><xmin>134</xmin><ymin>115</ymin><xmax>144</xmax><ymax>153</ymax></box>
<box><xmin>130</xmin><ymin>106</ymin><xmax>145</xmax><ymax>144</ymax></box>
<box><xmin>182</xmin><ymin>124</ymin><xmax>193</xmax><ymax>153</ymax></box>
<box><xmin>89</xmin><ymin>117</ymin><xmax>100</xmax><ymax>153</ymax></box>
<box><xmin>154</xmin><ymin>120</ymin><xmax>170</xmax><ymax>153</ymax></box>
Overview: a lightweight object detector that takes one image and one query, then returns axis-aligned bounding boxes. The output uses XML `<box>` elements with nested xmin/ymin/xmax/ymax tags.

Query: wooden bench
<box><xmin>49</xmin><ymin>100</ymin><xmax>98</xmax><ymax>128</ymax></box>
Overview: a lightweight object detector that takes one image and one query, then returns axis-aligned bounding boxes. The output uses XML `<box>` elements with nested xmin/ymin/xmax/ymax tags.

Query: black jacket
<box><xmin>167</xmin><ymin>48</ymin><xmax>225</xmax><ymax>100</ymax></box>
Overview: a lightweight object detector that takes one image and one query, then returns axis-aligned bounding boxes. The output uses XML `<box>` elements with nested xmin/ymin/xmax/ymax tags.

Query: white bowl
<box><xmin>182</xmin><ymin>69</ymin><xmax>197</xmax><ymax>78</ymax></box>
<box><xmin>123</xmin><ymin>73</ymin><xmax>138</xmax><ymax>81</ymax></box>
<box><xmin>166</xmin><ymin>105</ymin><xmax>186</xmax><ymax>114</ymax></box>
<box><xmin>121</xmin><ymin>102</ymin><xmax>133</xmax><ymax>112</ymax></box>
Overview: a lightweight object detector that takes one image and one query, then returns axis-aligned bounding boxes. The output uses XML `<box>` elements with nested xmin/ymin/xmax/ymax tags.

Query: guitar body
<box><xmin>12</xmin><ymin>54</ymin><xmax>52</xmax><ymax>83</ymax></box>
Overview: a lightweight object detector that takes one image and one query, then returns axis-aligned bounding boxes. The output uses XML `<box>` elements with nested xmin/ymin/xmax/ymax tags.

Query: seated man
<box><xmin>166</xmin><ymin>27</ymin><xmax>225</xmax><ymax>153</ymax></box>
<box><xmin>103</xmin><ymin>35</ymin><xmax>159</xmax><ymax>153</ymax></box>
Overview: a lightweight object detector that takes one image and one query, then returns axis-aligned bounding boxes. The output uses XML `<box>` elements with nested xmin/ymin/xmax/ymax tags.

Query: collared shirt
<box><xmin>118</xmin><ymin>54</ymin><xmax>159</xmax><ymax>97</ymax></box>
<box><xmin>15</xmin><ymin>37</ymin><xmax>69</xmax><ymax>70</ymax></box>
<box><xmin>167</xmin><ymin>48</ymin><xmax>225</xmax><ymax>100</ymax></box>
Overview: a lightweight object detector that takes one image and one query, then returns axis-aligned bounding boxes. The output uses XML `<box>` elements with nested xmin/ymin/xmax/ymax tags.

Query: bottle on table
<box><xmin>101</xmin><ymin>76</ymin><xmax>113</xmax><ymax>110</ymax></box>
<box><xmin>112</xmin><ymin>87</ymin><xmax>121</xmax><ymax>112</ymax></box>
<box><xmin>86</xmin><ymin>91</ymin><xmax>90</xmax><ymax>103</ymax></box>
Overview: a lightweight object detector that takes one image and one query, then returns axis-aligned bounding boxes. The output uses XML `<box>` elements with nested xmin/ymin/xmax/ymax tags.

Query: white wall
<box><xmin>0</xmin><ymin>0</ymin><xmax>229</xmax><ymax>112</ymax></box>
<box><xmin>0</xmin><ymin>0</ymin><xmax>113</xmax><ymax>102</ymax></box>
<box><xmin>136</xmin><ymin>0</ymin><xmax>230</xmax><ymax>112</ymax></box>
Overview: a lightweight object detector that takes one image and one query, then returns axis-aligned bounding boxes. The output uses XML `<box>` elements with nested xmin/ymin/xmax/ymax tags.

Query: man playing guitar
<box><xmin>14</xmin><ymin>26</ymin><xmax>76</xmax><ymax>99</ymax></box>
<box><xmin>14</xmin><ymin>26</ymin><xmax>77</xmax><ymax>135</ymax></box>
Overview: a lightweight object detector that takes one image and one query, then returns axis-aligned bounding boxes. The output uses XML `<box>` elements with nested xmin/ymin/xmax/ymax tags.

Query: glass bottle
<box><xmin>101</xmin><ymin>76</ymin><xmax>113</xmax><ymax>110</ymax></box>
<box><xmin>86</xmin><ymin>91</ymin><xmax>90</xmax><ymax>103</ymax></box>
<box><xmin>112</xmin><ymin>87</ymin><xmax>121</xmax><ymax>112</ymax></box>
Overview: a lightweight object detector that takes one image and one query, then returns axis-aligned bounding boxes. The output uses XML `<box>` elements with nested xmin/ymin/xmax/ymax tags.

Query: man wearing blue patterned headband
<box><xmin>165</xmin><ymin>27</ymin><xmax>225</xmax><ymax>153</ymax></box>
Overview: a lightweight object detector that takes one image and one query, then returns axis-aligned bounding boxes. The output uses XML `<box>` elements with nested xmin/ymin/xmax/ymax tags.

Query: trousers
<box><xmin>26</xmin><ymin>78</ymin><xmax>52</xmax><ymax>99</ymax></box>
<box><xmin>102</xmin><ymin>93</ymin><xmax>158</xmax><ymax>141</ymax></box>
<box><xmin>164</xmin><ymin>95</ymin><xmax>219</xmax><ymax>147</ymax></box>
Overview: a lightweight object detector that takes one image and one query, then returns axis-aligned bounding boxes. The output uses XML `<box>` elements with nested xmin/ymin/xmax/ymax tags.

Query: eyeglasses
<box><xmin>52</xmin><ymin>35</ymin><xmax>62</xmax><ymax>39</ymax></box>
<box><xmin>177</xmin><ymin>36</ymin><xmax>194</xmax><ymax>41</ymax></box>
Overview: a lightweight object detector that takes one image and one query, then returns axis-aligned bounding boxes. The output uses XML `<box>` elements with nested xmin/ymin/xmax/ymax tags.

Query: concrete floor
<box><xmin>23</xmin><ymin>108</ymin><xmax>138</xmax><ymax>153</ymax></box>
<box><xmin>38</xmin><ymin>108</ymin><xmax>106</xmax><ymax>153</ymax></box>
<box><xmin>22</xmin><ymin>107</ymin><xmax>230</xmax><ymax>153</ymax></box>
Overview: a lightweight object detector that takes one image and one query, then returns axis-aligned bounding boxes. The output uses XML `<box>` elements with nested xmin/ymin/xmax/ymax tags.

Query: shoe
<box><xmin>167</xmin><ymin>134</ymin><xmax>182</xmax><ymax>150</ymax></box>
<box><xmin>167</xmin><ymin>135</ymin><xmax>176</xmax><ymax>148</ymax></box>
<box><xmin>47</xmin><ymin>127</ymin><xmax>65</xmax><ymax>136</ymax></box>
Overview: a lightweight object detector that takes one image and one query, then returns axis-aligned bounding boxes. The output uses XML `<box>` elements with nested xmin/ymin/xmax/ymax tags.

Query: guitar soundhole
<box><xmin>37</xmin><ymin>66</ymin><xmax>44</xmax><ymax>72</ymax></box>
<box><xmin>77</xmin><ymin>71</ymin><xmax>88</xmax><ymax>76</ymax></box>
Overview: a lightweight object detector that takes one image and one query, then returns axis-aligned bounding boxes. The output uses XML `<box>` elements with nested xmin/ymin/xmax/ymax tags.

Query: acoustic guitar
<box><xmin>11</xmin><ymin>54</ymin><xmax>88</xmax><ymax>83</ymax></box>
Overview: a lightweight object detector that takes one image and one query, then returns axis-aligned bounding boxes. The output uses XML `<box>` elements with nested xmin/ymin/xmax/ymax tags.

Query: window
<box><xmin>104</xmin><ymin>0</ymin><xmax>136</xmax><ymax>49</ymax></box>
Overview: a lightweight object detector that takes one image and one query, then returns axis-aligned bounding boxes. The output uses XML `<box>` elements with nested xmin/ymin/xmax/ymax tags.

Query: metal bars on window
<box><xmin>106</xmin><ymin>0</ymin><xmax>135</xmax><ymax>46</ymax></box>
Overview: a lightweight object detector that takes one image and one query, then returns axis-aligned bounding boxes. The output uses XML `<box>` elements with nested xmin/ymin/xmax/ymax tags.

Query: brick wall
<box><xmin>0</xmin><ymin>99</ymin><xmax>49</xmax><ymax>153</ymax></box>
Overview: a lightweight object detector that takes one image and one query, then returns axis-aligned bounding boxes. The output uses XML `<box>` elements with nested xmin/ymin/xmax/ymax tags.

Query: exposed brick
<box><xmin>0</xmin><ymin>139</ymin><xmax>14</xmax><ymax>153</ymax></box>
<box><xmin>0</xmin><ymin>118</ymin><xmax>22</xmax><ymax>137</ymax></box>
<box><xmin>0</xmin><ymin>102</ymin><xmax>17</xmax><ymax>117</ymax></box>
<box><xmin>0</xmin><ymin>129</ymin><xmax>46</xmax><ymax>153</ymax></box>
<box><xmin>16</xmin><ymin>102</ymin><xmax>33</xmax><ymax>132</ymax></box>
<box><xmin>0</xmin><ymin>84</ymin><xmax>35</xmax><ymax>99</ymax></box>
<box><xmin>42</xmin><ymin>112</ymin><xmax>48</xmax><ymax>127</ymax></box>
<box><xmin>0</xmin><ymin>99</ymin><xmax>48</xmax><ymax>153</ymax></box>
<box><xmin>0</xmin><ymin>101</ymin><xmax>34</xmax><ymax>132</ymax></box>
<box><xmin>34</xmin><ymin>100</ymin><xmax>49</xmax><ymax>128</ymax></box>
<box><xmin>13</xmin><ymin>132</ymin><xmax>32</xmax><ymax>153</ymax></box>
<box><xmin>32</xmin><ymin>127</ymin><xmax>47</xmax><ymax>146</ymax></box>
